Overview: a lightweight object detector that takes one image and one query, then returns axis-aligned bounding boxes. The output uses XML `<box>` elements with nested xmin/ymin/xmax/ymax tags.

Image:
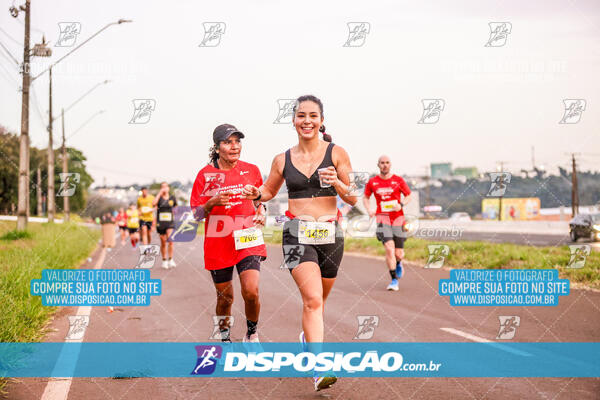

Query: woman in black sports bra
<box><xmin>242</xmin><ymin>94</ymin><xmax>357</xmax><ymax>391</ymax></box>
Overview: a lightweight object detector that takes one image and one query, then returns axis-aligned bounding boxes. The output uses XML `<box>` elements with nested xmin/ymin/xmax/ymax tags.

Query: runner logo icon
<box><xmin>281</xmin><ymin>245</ymin><xmax>305</xmax><ymax>270</ymax></box>
<box><xmin>129</xmin><ymin>99</ymin><xmax>156</xmax><ymax>124</ymax></box>
<box><xmin>485</xmin><ymin>22</ymin><xmax>512</xmax><ymax>47</ymax></box>
<box><xmin>209</xmin><ymin>316</ymin><xmax>234</xmax><ymax>340</ymax></box>
<box><xmin>425</xmin><ymin>244</ymin><xmax>449</xmax><ymax>269</ymax></box>
<box><xmin>199</xmin><ymin>22</ymin><xmax>226</xmax><ymax>47</ymax></box>
<box><xmin>168</xmin><ymin>207</ymin><xmax>199</xmax><ymax>242</ymax></box>
<box><xmin>347</xmin><ymin>171</ymin><xmax>370</xmax><ymax>196</ymax></box>
<box><xmin>136</xmin><ymin>245</ymin><xmax>160</xmax><ymax>269</ymax></box>
<box><xmin>559</xmin><ymin>99</ymin><xmax>586</xmax><ymax>124</ymax></box>
<box><xmin>56</xmin><ymin>22</ymin><xmax>81</xmax><ymax>47</ymax></box>
<box><xmin>56</xmin><ymin>173</ymin><xmax>80</xmax><ymax>197</ymax></box>
<box><xmin>343</xmin><ymin>22</ymin><xmax>371</xmax><ymax>47</ymax></box>
<box><xmin>66</xmin><ymin>315</ymin><xmax>89</xmax><ymax>340</ymax></box>
<box><xmin>418</xmin><ymin>99</ymin><xmax>445</xmax><ymax>124</ymax></box>
<box><xmin>566</xmin><ymin>245</ymin><xmax>591</xmax><ymax>269</ymax></box>
<box><xmin>354</xmin><ymin>315</ymin><xmax>379</xmax><ymax>340</ymax></box>
<box><xmin>487</xmin><ymin>172</ymin><xmax>511</xmax><ymax>197</ymax></box>
<box><xmin>191</xmin><ymin>345</ymin><xmax>222</xmax><ymax>375</ymax></box>
<box><xmin>273</xmin><ymin>99</ymin><xmax>296</xmax><ymax>124</ymax></box>
<box><xmin>496</xmin><ymin>316</ymin><xmax>520</xmax><ymax>340</ymax></box>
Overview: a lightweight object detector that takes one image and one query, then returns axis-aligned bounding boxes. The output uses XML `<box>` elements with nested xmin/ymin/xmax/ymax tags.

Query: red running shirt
<box><xmin>190</xmin><ymin>160</ymin><xmax>266</xmax><ymax>270</ymax></box>
<box><xmin>364</xmin><ymin>174</ymin><xmax>412</xmax><ymax>225</ymax></box>
<box><xmin>115</xmin><ymin>212</ymin><xmax>127</xmax><ymax>227</ymax></box>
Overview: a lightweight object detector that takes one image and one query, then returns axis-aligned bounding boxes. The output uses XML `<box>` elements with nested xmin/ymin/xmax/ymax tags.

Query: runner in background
<box><xmin>243</xmin><ymin>95</ymin><xmax>357</xmax><ymax>391</ymax></box>
<box><xmin>363</xmin><ymin>155</ymin><xmax>412</xmax><ymax>291</ymax></box>
<box><xmin>153</xmin><ymin>182</ymin><xmax>178</xmax><ymax>269</ymax></box>
<box><xmin>191</xmin><ymin>124</ymin><xmax>266</xmax><ymax>343</ymax></box>
<box><xmin>115</xmin><ymin>207</ymin><xmax>128</xmax><ymax>245</ymax></box>
<box><xmin>137</xmin><ymin>187</ymin><xmax>155</xmax><ymax>245</ymax></box>
<box><xmin>125</xmin><ymin>203</ymin><xmax>140</xmax><ymax>248</ymax></box>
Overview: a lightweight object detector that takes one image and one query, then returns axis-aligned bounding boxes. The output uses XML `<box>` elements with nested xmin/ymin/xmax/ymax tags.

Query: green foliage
<box><xmin>0</xmin><ymin>127</ymin><xmax>94</xmax><ymax>215</ymax></box>
<box><xmin>0</xmin><ymin>230</ymin><xmax>33</xmax><ymax>241</ymax></box>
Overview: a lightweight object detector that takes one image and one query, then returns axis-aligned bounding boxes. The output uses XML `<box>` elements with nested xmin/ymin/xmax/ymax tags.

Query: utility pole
<box><xmin>497</xmin><ymin>161</ymin><xmax>506</xmax><ymax>221</ymax></box>
<box><xmin>36</xmin><ymin>167</ymin><xmax>42</xmax><ymax>215</ymax></box>
<box><xmin>47</xmin><ymin>67</ymin><xmax>55</xmax><ymax>222</ymax></box>
<box><xmin>62</xmin><ymin>108</ymin><xmax>70</xmax><ymax>222</ymax></box>
<box><xmin>16</xmin><ymin>0</ymin><xmax>31</xmax><ymax>230</ymax></box>
<box><xmin>571</xmin><ymin>154</ymin><xmax>579</xmax><ymax>217</ymax></box>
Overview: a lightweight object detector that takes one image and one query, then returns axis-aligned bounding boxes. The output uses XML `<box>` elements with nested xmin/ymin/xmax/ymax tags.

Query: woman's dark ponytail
<box><xmin>319</xmin><ymin>124</ymin><xmax>332</xmax><ymax>142</ymax></box>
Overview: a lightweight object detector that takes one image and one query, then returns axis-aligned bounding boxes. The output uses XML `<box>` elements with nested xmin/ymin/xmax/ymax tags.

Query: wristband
<box><xmin>255</xmin><ymin>190</ymin><xmax>262</xmax><ymax>201</ymax></box>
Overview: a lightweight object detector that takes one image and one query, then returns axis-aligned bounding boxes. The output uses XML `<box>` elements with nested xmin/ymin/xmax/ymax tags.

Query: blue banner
<box><xmin>439</xmin><ymin>269</ymin><xmax>569</xmax><ymax>306</ymax></box>
<box><xmin>30</xmin><ymin>269</ymin><xmax>161</xmax><ymax>306</ymax></box>
<box><xmin>0</xmin><ymin>342</ymin><xmax>598</xmax><ymax>378</ymax></box>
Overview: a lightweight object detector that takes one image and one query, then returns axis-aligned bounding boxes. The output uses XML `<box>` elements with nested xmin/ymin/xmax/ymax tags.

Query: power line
<box><xmin>0</xmin><ymin>40</ymin><xmax>19</xmax><ymax>65</ymax></box>
<box><xmin>29</xmin><ymin>82</ymin><xmax>49</xmax><ymax>134</ymax></box>
<box><xmin>0</xmin><ymin>26</ymin><xmax>22</xmax><ymax>46</ymax></box>
<box><xmin>0</xmin><ymin>63</ymin><xmax>18</xmax><ymax>90</ymax></box>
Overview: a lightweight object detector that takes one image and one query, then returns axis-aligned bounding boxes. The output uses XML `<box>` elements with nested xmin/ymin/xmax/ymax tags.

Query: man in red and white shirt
<box><xmin>190</xmin><ymin>124</ymin><xmax>266</xmax><ymax>343</ymax></box>
<box><xmin>363</xmin><ymin>155</ymin><xmax>412</xmax><ymax>291</ymax></box>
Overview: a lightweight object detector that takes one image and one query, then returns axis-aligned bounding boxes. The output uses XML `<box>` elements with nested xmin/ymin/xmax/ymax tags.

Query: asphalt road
<box><xmin>7</xmin><ymin>236</ymin><xmax>600</xmax><ymax>400</ymax></box>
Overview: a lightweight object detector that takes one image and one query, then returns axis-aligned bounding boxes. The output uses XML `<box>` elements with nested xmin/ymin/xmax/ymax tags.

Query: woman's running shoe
<box><xmin>314</xmin><ymin>375</ymin><xmax>337</xmax><ymax>391</ymax></box>
<box><xmin>243</xmin><ymin>332</ymin><xmax>259</xmax><ymax>343</ymax></box>
<box><xmin>299</xmin><ymin>331</ymin><xmax>308</xmax><ymax>352</ymax></box>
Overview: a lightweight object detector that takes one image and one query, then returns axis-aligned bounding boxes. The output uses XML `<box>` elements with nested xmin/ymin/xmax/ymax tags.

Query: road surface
<box><xmin>7</xmin><ymin>236</ymin><xmax>600</xmax><ymax>399</ymax></box>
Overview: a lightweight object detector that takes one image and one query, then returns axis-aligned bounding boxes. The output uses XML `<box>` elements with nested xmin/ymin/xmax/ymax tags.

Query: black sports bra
<box><xmin>283</xmin><ymin>142</ymin><xmax>338</xmax><ymax>199</ymax></box>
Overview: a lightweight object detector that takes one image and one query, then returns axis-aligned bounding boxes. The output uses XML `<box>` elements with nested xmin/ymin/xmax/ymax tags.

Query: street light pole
<box><xmin>47</xmin><ymin>67</ymin><xmax>55</xmax><ymax>222</ymax></box>
<box><xmin>16</xmin><ymin>0</ymin><xmax>31</xmax><ymax>230</ymax></box>
<box><xmin>61</xmin><ymin>108</ymin><xmax>69</xmax><ymax>222</ymax></box>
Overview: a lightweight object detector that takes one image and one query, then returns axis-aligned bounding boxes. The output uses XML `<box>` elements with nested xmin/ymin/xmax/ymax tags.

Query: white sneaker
<box><xmin>299</xmin><ymin>331</ymin><xmax>308</xmax><ymax>352</ymax></box>
<box><xmin>168</xmin><ymin>259</ymin><xmax>177</xmax><ymax>268</ymax></box>
<box><xmin>243</xmin><ymin>332</ymin><xmax>260</xmax><ymax>343</ymax></box>
<box><xmin>386</xmin><ymin>279</ymin><xmax>399</xmax><ymax>291</ymax></box>
<box><xmin>162</xmin><ymin>260</ymin><xmax>169</xmax><ymax>269</ymax></box>
<box><xmin>314</xmin><ymin>375</ymin><xmax>337</xmax><ymax>391</ymax></box>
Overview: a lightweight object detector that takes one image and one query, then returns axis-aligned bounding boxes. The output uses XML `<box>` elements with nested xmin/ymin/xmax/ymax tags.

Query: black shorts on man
<box><xmin>376</xmin><ymin>222</ymin><xmax>406</xmax><ymax>248</ymax></box>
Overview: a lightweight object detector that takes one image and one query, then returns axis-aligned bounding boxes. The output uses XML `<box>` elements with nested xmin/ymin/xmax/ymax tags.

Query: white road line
<box><xmin>440</xmin><ymin>327</ymin><xmax>532</xmax><ymax>357</ymax></box>
<box><xmin>40</xmin><ymin>248</ymin><xmax>106</xmax><ymax>400</ymax></box>
<box><xmin>440</xmin><ymin>327</ymin><xmax>492</xmax><ymax>342</ymax></box>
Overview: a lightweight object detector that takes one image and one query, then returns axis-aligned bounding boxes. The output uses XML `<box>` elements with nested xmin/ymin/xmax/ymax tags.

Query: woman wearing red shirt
<box><xmin>115</xmin><ymin>207</ymin><xmax>128</xmax><ymax>245</ymax></box>
<box><xmin>190</xmin><ymin>124</ymin><xmax>266</xmax><ymax>343</ymax></box>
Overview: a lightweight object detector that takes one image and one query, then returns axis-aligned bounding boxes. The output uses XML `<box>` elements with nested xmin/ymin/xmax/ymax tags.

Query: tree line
<box><xmin>0</xmin><ymin>127</ymin><xmax>93</xmax><ymax>216</ymax></box>
<box><xmin>421</xmin><ymin>171</ymin><xmax>600</xmax><ymax>217</ymax></box>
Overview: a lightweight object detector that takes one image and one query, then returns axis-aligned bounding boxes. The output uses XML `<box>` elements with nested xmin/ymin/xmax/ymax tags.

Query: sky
<box><xmin>0</xmin><ymin>0</ymin><xmax>599</xmax><ymax>187</ymax></box>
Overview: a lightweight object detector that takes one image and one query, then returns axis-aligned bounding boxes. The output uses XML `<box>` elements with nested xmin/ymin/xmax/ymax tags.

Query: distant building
<box><xmin>430</xmin><ymin>163</ymin><xmax>452</xmax><ymax>179</ymax></box>
<box><xmin>453</xmin><ymin>167</ymin><xmax>478</xmax><ymax>179</ymax></box>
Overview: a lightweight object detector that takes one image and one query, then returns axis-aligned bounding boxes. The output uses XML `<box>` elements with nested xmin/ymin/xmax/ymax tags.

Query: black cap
<box><xmin>213</xmin><ymin>124</ymin><xmax>245</xmax><ymax>144</ymax></box>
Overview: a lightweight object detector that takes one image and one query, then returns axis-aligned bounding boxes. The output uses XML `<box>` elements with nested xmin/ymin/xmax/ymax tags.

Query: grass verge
<box><xmin>262</xmin><ymin>227</ymin><xmax>599</xmax><ymax>289</ymax></box>
<box><xmin>0</xmin><ymin>221</ymin><xmax>100</xmax><ymax>392</ymax></box>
